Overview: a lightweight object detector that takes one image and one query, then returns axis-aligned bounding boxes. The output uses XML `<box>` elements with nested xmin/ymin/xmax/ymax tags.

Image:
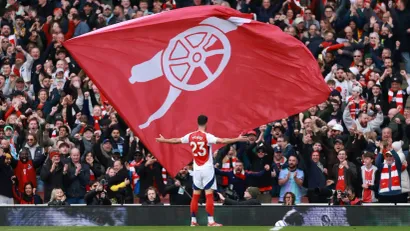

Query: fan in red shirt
<box><xmin>156</xmin><ymin>115</ymin><xmax>248</xmax><ymax>227</ymax></box>
<box><xmin>14</xmin><ymin>148</ymin><xmax>46</xmax><ymax>192</ymax></box>
<box><xmin>12</xmin><ymin>180</ymin><xmax>43</xmax><ymax>204</ymax></box>
<box><xmin>333</xmin><ymin>149</ymin><xmax>357</xmax><ymax>192</ymax></box>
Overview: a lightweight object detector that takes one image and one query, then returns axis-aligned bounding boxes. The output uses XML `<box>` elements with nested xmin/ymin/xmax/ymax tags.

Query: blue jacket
<box><xmin>74</xmin><ymin>21</ymin><xmax>90</xmax><ymax>37</ymax></box>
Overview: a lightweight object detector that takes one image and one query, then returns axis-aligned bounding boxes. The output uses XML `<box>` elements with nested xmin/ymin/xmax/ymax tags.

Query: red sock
<box><xmin>190</xmin><ymin>194</ymin><xmax>200</xmax><ymax>217</ymax></box>
<box><xmin>205</xmin><ymin>193</ymin><xmax>214</xmax><ymax>217</ymax></box>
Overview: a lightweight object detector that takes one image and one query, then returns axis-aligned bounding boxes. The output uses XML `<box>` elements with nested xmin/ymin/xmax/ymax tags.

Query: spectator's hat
<box><xmin>273</xmin><ymin>146</ymin><xmax>282</xmax><ymax>153</ymax></box>
<box><xmin>392</xmin><ymin>75</ymin><xmax>402</xmax><ymax>84</ymax></box>
<box><xmin>103</xmin><ymin>5</ymin><xmax>112</xmax><ymax>10</ymax></box>
<box><xmin>349</xmin><ymin>67</ymin><xmax>359</xmax><ymax>76</ymax></box>
<box><xmin>364</xmin><ymin>53</ymin><xmax>372</xmax><ymax>60</ymax></box>
<box><xmin>336</xmin><ymin>65</ymin><xmax>345</xmax><ymax>71</ymax></box>
<box><xmin>5</xmin><ymin>153</ymin><xmax>12</xmax><ymax>159</ymax></box>
<box><xmin>56</xmin><ymin>68</ymin><xmax>64</xmax><ymax>74</ymax></box>
<box><xmin>256</xmin><ymin>145</ymin><xmax>265</xmax><ymax>153</ymax></box>
<box><xmin>49</xmin><ymin>150</ymin><xmax>60</xmax><ymax>159</ymax></box>
<box><xmin>327</xmin><ymin>119</ymin><xmax>337</xmax><ymax>128</ymax></box>
<box><xmin>103</xmin><ymin>139</ymin><xmax>112</xmax><ymax>144</ymax></box>
<box><xmin>330</xmin><ymin>89</ymin><xmax>341</xmax><ymax>97</ymax></box>
<box><xmin>332</xmin><ymin>124</ymin><xmax>344</xmax><ymax>132</ymax></box>
<box><xmin>246</xmin><ymin>187</ymin><xmax>261</xmax><ymax>198</ymax></box>
<box><xmin>84</xmin><ymin>126</ymin><xmax>94</xmax><ymax>134</ymax></box>
<box><xmin>15</xmin><ymin>52</ymin><xmax>25</xmax><ymax>61</ymax></box>
<box><xmin>246</xmin><ymin>130</ymin><xmax>257</xmax><ymax>136</ymax></box>
<box><xmin>334</xmin><ymin>136</ymin><xmax>344</xmax><ymax>144</ymax></box>
<box><xmin>135</xmin><ymin>149</ymin><xmax>143</xmax><ymax>156</ymax></box>
<box><xmin>112</xmin><ymin>149</ymin><xmax>121</xmax><ymax>157</ymax></box>
<box><xmin>294</xmin><ymin>17</ymin><xmax>304</xmax><ymax>26</ymax></box>
<box><xmin>4</xmin><ymin>125</ymin><xmax>13</xmax><ymax>132</ymax></box>
<box><xmin>385</xmin><ymin>150</ymin><xmax>393</xmax><ymax>157</ymax></box>
<box><xmin>372</xmin><ymin>83</ymin><xmax>381</xmax><ymax>89</ymax></box>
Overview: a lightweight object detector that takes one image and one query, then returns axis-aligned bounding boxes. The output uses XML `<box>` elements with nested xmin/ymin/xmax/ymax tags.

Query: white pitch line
<box><xmin>270</xmin><ymin>227</ymin><xmax>284</xmax><ymax>231</ymax></box>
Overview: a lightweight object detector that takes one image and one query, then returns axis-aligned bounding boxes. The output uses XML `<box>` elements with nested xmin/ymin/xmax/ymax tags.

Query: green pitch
<box><xmin>1</xmin><ymin>227</ymin><xmax>409</xmax><ymax>231</ymax></box>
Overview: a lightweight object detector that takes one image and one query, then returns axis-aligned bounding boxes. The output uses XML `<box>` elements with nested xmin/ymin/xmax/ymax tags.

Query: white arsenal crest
<box><xmin>129</xmin><ymin>17</ymin><xmax>251</xmax><ymax>129</ymax></box>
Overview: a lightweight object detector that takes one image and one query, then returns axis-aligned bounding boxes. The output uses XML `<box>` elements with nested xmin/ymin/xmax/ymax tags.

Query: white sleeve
<box><xmin>180</xmin><ymin>133</ymin><xmax>190</xmax><ymax>144</ymax></box>
<box><xmin>206</xmin><ymin>133</ymin><xmax>218</xmax><ymax>144</ymax></box>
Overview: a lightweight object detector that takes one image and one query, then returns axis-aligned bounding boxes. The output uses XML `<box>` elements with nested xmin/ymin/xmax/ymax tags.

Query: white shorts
<box><xmin>192</xmin><ymin>168</ymin><xmax>217</xmax><ymax>190</ymax></box>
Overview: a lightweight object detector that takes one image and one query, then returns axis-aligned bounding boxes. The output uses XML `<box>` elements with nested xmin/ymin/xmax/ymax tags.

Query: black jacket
<box><xmin>65</xmin><ymin>161</ymin><xmax>90</xmax><ymax>199</ymax></box>
<box><xmin>48</xmin><ymin>200</ymin><xmax>70</xmax><ymax>206</ymax></box>
<box><xmin>165</xmin><ymin>173</ymin><xmax>193</xmax><ymax>205</ymax></box>
<box><xmin>40</xmin><ymin>160</ymin><xmax>67</xmax><ymax>202</ymax></box>
<box><xmin>84</xmin><ymin>190</ymin><xmax>112</xmax><ymax>205</ymax></box>
<box><xmin>137</xmin><ymin>161</ymin><xmax>165</xmax><ymax>200</ymax></box>
<box><xmin>0</xmin><ymin>156</ymin><xmax>14</xmax><ymax>198</ymax></box>
<box><xmin>141</xmin><ymin>191</ymin><xmax>164</xmax><ymax>206</ymax></box>
<box><xmin>223</xmin><ymin>198</ymin><xmax>261</xmax><ymax>205</ymax></box>
<box><xmin>107</xmin><ymin>167</ymin><xmax>133</xmax><ymax>204</ymax></box>
<box><xmin>247</xmin><ymin>142</ymin><xmax>274</xmax><ymax>189</ymax></box>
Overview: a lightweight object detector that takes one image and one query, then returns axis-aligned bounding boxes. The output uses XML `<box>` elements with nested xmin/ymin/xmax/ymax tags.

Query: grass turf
<box><xmin>1</xmin><ymin>227</ymin><xmax>409</xmax><ymax>231</ymax></box>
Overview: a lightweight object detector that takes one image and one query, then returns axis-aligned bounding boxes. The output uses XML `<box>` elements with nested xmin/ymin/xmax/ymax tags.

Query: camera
<box><xmin>337</xmin><ymin>190</ymin><xmax>348</xmax><ymax>198</ymax></box>
<box><xmin>224</xmin><ymin>187</ymin><xmax>239</xmax><ymax>200</ymax></box>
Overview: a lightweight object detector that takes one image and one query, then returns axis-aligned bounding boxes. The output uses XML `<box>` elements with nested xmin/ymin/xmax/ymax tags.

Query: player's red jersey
<box><xmin>181</xmin><ymin>130</ymin><xmax>218</xmax><ymax>170</ymax></box>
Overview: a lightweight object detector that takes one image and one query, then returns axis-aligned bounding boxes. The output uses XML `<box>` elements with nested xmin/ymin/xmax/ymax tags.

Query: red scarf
<box><xmin>37</xmin><ymin>103</ymin><xmax>44</xmax><ymax>110</ymax></box>
<box><xmin>129</xmin><ymin>159</ymin><xmax>143</xmax><ymax>190</ymax></box>
<box><xmin>162</xmin><ymin>168</ymin><xmax>167</xmax><ymax>185</ymax></box>
<box><xmin>221</xmin><ymin>157</ymin><xmax>237</xmax><ymax>185</ymax></box>
<box><xmin>94</xmin><ymin>116</ymin><xmax>101</xmax><ymax>131</ymax></box>
<box><xmin>86</xmin><ymin>169</ymin><xmax>96</xmax><ymax>191</ymax></box>
<box><xmin>380</xmin><ymin>162</ymin><xmax>401</xmax><ymax>193</ymax></box>
<box><xmin>348</xmin><ymin>97</ymin><xmax>366</xmax><ymax>119</ymax></box>
<box><xmin>388</xmin><ymin>89</ymin><xmax>404</xmax><ymax>114</ymax></box>
<box><xmin>13</xmin><ymin>66</ymin><xmax>21</xmax><ymax>77</ymax></box>
<box><xmin>234</xmin><ymin>170</ymin><xmax>246</xmax><ymax>180</ymax></box>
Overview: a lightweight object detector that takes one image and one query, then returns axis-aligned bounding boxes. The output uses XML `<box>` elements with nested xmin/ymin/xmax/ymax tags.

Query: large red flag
<box><xmin>64</xmin><ymin>6</ymin><xmax>330</xmax><ymax>177</ymax></box>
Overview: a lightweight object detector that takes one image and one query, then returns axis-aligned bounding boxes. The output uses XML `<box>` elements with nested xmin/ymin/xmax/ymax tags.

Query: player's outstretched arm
<box><xmin>156</xmin><ymin>134</ymin><xmax>182</xmax><ymax>144</ymax></box>
<box><xmin>216</xmin><ymin>136</ymin><xmax>249</xmax><ymax>144</ymax></box>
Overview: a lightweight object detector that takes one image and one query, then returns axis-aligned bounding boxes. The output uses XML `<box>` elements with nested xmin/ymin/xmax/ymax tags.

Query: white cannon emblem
<box><xmin>129</xmin><ymin>17</ymin><xmax>251</xmax><ymax>129</ymax></box>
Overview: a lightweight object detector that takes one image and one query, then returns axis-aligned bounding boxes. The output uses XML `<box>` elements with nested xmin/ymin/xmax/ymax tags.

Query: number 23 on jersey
<box><xmin>190</xmin><ymin>141</ymin><xmax>207</xmax><ymax>157</ymax></box>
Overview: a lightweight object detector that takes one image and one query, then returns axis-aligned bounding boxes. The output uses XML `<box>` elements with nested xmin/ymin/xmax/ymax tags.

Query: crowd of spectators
<box><xmin>1</xmin><ymin>0</ymin><xmax>410</xmax><ymax>206</ymax></box>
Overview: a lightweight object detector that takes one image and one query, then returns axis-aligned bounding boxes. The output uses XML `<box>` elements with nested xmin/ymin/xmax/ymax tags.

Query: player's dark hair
<box><xmin>197</xmin><ymin>115</ymin><xmax>208</xmax><ymax>126</ymax></box>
